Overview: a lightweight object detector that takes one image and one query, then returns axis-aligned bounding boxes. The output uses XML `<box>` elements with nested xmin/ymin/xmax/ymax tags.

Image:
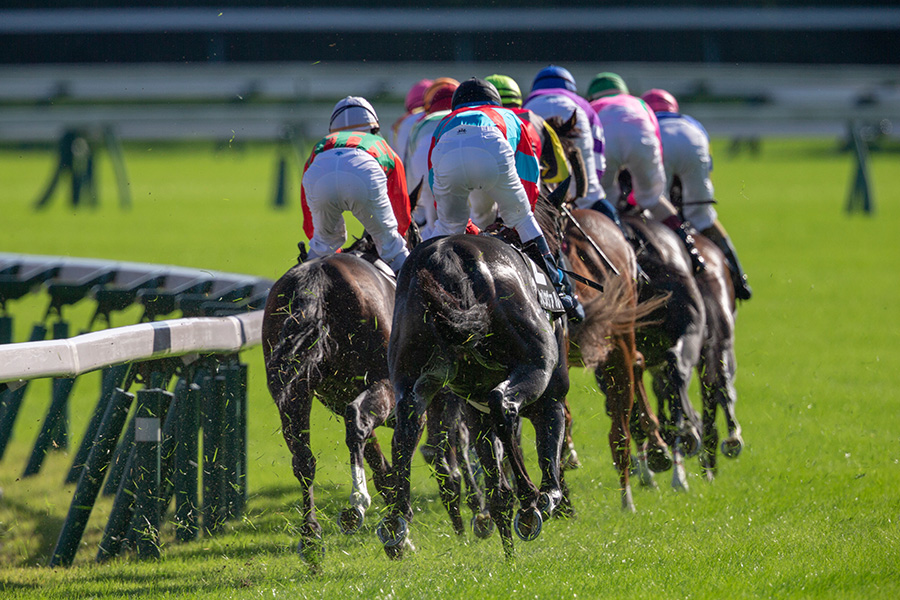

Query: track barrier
<box><xmin>0</xmin><ymin>253</ymin><xmax>270</xmax><ymax>567</ymax></box>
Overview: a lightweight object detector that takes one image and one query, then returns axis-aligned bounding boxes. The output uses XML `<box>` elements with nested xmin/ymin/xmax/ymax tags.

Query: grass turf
<box><xmin>1</xmin><ymin>137</ymin><xmax>898</xmax><ymax>598</ymax></box>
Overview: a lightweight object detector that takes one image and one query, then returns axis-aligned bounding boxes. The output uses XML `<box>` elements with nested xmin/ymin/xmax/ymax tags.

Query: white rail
<box><xmin>0</xmin><ymin>311</ymin><xmax>262</xmax><ymax>385</ymax></box>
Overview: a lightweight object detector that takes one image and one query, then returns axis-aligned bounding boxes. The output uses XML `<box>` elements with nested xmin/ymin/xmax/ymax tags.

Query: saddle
<box><xmin>481</xmin><ymin>225</ymin><xmax>565</xmax><ymax>316</ymax></box>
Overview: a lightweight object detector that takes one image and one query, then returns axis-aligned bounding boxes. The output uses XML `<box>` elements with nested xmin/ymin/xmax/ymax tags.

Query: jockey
<box><xmin>523</xmin><ymin>65</ymin><xmax>615</xmax><ymax>220</ymax></box>
<box><xmin>404</xmin><ymin>78</ymin><xmax>460</xmax><ymax>232</ymax></box>
<box><xmin>642</xmin><ymin>88</ymin><xmax>752</xmax><ymax>298</ymax></box>
<box><xmin>485</xmin><ymin>73</ymin><xmax>570</xmax><ymax>189</ymax></box>
<box><xmin>427</xmin><ymin>77</ymin><xmax>584</xmax><ymax>322</ymax></box>
<box><xmin>301</xmin><ymin>96</ymin><xmax>412</xmax><ymax>274</ymax></box>
<box><xmin>589</xmin><ymin>73</ymin><xmax>705</xmax><ymax>274</ymax></box>
<box><xmin>390</xmin><ymin>78</ymin><xmax>432</xmax><ymax>155</ymax></box>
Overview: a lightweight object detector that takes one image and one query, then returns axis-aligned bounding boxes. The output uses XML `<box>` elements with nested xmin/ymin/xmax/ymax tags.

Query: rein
<box><xmin>559</xmin><ymin>203</ymin><xmax>621</xmax><ymax>277</ymax></box>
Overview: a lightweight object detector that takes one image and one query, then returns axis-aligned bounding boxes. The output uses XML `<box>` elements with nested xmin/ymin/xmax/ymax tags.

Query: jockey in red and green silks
<box><xmin>301</xmin><ymin>96</ymin><xmax>412</xmax><ymax>273</ymax></box>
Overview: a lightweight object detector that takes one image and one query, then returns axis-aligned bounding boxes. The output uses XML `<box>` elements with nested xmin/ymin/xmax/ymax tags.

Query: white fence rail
<box><xmin>0</xmin><ymin>311</ymin><xmax>262</xmax><ymax>386</ymax></box>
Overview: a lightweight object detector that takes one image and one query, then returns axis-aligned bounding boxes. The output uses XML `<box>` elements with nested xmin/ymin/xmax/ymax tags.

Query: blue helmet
<box><xmin>531</xmin><ymin>65</ymin><xmax>577</xmax><ymax>93</ymax></box>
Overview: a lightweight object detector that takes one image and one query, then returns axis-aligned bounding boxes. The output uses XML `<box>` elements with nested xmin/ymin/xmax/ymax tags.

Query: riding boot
<box><xmin>701</xmin><ymin>223</ymin><xmax>752</xmax><ymax>300</ymax></box>
<box><xmin>662</xmin><ymin>215</ymin><xmax>706</xmax><ymax>274</ymax></box>
<box><xmin>527</xmin><ymin>236</ymin><xmax>585</xmax><ymax>323</ymax></box>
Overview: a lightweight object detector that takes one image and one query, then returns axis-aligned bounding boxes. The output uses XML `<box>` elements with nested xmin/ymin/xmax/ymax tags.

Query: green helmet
<box><xmin>485</xmin><ymin>74</ymin><xmax>522</xmax><ymax>108</ymax></box>
<box><xmin>587</xmin><ymin>72</ymin><xmax>629</xmax><ymax>101</ymax></box>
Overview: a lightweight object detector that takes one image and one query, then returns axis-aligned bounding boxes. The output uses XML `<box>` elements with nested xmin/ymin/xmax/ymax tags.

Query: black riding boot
<box><xmin>663</xmin><ymin>216</ymin><xmax>706</xmax><ymax>274</ymax></box>
<box><xmin>527</xmin><ymin>236</ymin><xmax>585</xmax><ymax>323</ymax></box>
<box><xmin>701</xmin><ymin>224</ymin><xmax>752</xmax><ymax>300</ymax></box>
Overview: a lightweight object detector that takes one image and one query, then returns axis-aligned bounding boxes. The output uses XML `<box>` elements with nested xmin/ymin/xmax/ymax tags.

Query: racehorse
<box><xmin>624</xmin><ymin>214</ymin><xmax>706</xmax><ymax>490</ymax></box>
<box><xmin>544</xmin><ymin>114</ymin><xmax>672</xmax><ymax>509</ymax></box>
<box><xmin>666</xmin><ymin>176</ymin><xmax>744</xmax><ymax>478</ymax></box>
<box><xmin>379</xmin><ymin>185</ymin><xmax>583</xmax><ymax>559</ymax></box>
<box><xmin>691</xmin><ymin>235</ymin><xmax>744</xmax><ymax>478</ymax></box>
<box><xmin>262</xmin><ymin>188</ymin><xmax>488</xmax><ymax>565</ymax></box>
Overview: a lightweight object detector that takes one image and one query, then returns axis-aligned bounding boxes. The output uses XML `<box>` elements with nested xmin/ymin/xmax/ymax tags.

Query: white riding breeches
<box><xmin>302</xmin><ymin>147</ymin><xmax>409</xmax><ymax>271</ymax></box>
<box><xmin>428</xmin><ymin>125</ymin><xmax>543</xmax><ymax>243</ymax></box>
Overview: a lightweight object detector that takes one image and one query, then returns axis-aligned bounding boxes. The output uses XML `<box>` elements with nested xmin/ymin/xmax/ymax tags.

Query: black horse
<box><xmin>378</xmin><ymin>189</ymin><xmax>573</xmax><ymax>558</ymax></box>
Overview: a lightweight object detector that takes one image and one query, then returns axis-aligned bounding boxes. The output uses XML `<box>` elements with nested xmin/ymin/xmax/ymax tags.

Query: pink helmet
<box><xmin>641</xmin><ymin>88</ymin><xmax>679</xmax><ymax>114</ymax></box>
<box><xmin>405</xmin><ymin>79</ymin><xmax>433</xmax><ymax>112</ymax></box>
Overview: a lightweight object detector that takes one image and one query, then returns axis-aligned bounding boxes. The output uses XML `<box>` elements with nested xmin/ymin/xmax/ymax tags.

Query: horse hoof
<box><xmin>722</xmin><ymin>436</ymin><xmax>744</xmax><ymax>458</ymax></box>
<box><xmin>297</xmin><ymin>535</ymin><xmax>325</xmax><ymax>565</ymax></box>
<box><xmin>647</xmin><ymin>446</ymin><xmax>673</xmax><ymax>472</ymax></box>
<box><xmin>513</xmin><ymin>508</ymin><xmax>543</xmax><ymax>542</ymax></box>
<box><xmin>683</xmin><ymin>428</ymin><xmax>702</xmax><ymax>458</ymax></box>
<box><xmin>376</xmin><ymin>515</ymin><xmax>409</xmax><ymax>550</ymax></box>
<box><xmin>339</xmin><ymin>506</ymin><xmax>365</xmax><ymax>534</ymax></box>
<box><xmin>471</xmin><ymin>513</ymin><xmax>495</xmax><ymax>539</ymax></box>
<box><xmin>538</xmin><ymin>491</ymin><xmax>561</xmax><ymax>519</ymax></box>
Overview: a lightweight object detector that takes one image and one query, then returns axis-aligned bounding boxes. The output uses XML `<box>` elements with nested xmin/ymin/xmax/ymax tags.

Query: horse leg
<box><xmin>527</xmin><ymin>396</ymin><xmax>567</xmax><ymax>519</ymax></box>
<box><xmin>277</xmin><ymin>391</ymin><xmax>323</xmax><ymax>563</ymax></box>
<box><xmin>455</xmin><ymin>411</ymin><xmax>491</xmax><ymax>536</ymax></box>
<box><xmin>377</xmin><ymin>374</ymin><xmax>431</xmax><ymax>560</ymax></box>
<box><xmin>560</xmin><ymin>397</ymin><xmax>582</xmax><ymax>471</ymax></box>
<box><xmin>487</xmin><ymin>380</ymin><xmax>543</xmax><ymax>541</ymax></box>
<box><xmin>341</xmin><ymin>379</ymin><xmax>392</xmax><ymax>533</ymax></box>
<box><xmin>422</xmin><ymin>391</ymin><xmax>466</xmax><ymax>535</ymax></box>
<box><xmin>470</xmin><ymin>408</ymin><xmax>515</xmax><ymax>557</ymax></box>
<box><xmin>596</xmin><ymin>341</ymin><xmax>636</xmax><ymax>512</ymax></box>
<box><xmin>629</xmin><ymin>351</ymin><xmax>671</xmax><ymax>487</ymax></box>
<box><xmin>698</xmin><ymin>345</ymin><xmax>743</xmax><ymax>481</ymax></box>
<box><xmin>652</xmin><ymin>352</ymin><xmax>701</xmax><ymax>492</ymax></box>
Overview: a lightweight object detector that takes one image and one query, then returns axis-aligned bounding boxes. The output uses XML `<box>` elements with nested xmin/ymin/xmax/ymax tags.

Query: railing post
<box><xmin>174</xmin><ymin>367</ymin><xmax>203</xmax><ymax>542</ymax></box>
<box><xmin>202</xmin><ymin>364</ymin><xmax>227</xmax><ymax>535</ymax></box>
<box><xmin>49</xmin><ymin>387</ymin><xmax>134</xmax><ymax>568</ymax></box>
<box><xmin>133</xmin><ymin>388</ymin><xmax>168</xmax><ymax>560</ymax></box>
<box><xmin>66</xmin><ymin>363</ymin><xmax>130</xmax><ymax>484</ymax></box>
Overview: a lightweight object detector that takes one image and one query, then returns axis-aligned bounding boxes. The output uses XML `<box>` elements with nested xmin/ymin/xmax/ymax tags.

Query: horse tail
<box><xmin>416</xmin><ymin>260</ymin><xmax>491</xmax><ymax>348</ymax></box>
<box><xmin>576</xmin><ymin>274</ymin><xmax>667</xmax><ymax>369</ymax></box>
<box><xmin>267</xmin><ymin>264</ymin><xmax>337</xmax><ymax>410</ymax></box>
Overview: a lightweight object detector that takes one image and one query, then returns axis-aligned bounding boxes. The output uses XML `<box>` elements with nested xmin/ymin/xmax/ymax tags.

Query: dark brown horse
<box><xmin>691</xmin><ymin>233</ymin><xmax>744</xmax><ymax>479</ymax></box>
<box><xmin>263</xmin><ymin>192</ymin><xmax>488</xmax><ymax>564</ymax></box>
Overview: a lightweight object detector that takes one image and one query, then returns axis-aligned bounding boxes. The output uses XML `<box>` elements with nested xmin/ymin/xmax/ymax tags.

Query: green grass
<box><xmin>1</xmin><ymin>138</ymin><xmax>899</xmax><ymax>598</ymax></box>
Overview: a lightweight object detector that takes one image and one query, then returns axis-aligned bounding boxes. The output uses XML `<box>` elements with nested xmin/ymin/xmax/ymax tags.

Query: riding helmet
<box><xmin>586</xmin><ymin>72</ymin><xmax>629</xmax><ymax>101</ymax></box>
<box><xmin>329</xmin><ymin>96</ymin><xmax>380</xmax><ymax>133</ymax></box>
<box><xmin>423</xmin><ymin>77</ymin><xmax>460</xmax><ymax>113</ymax></box>
<box><xmin>404</xmin><ymin>79</ymin><xmax>433</xmax><ymax>112</ymax></box>
<box><xmin>485</xmin><ymin>74</ymin><xmax>522</xmax><ymax>108</ymax></box>
<box><xmin>451</xmin><ymin>78</ymin><xmax>502</xmax><ymax>110</ymax></box>
<box><xmin>641</xmin><ymin>88</ymin><xmax>680</xmax><ymax>114</ymax></box>
<box><xmin>531</xmin><ymin>65</ymin><xmax>577</xmax><ymax>93</ymax></box>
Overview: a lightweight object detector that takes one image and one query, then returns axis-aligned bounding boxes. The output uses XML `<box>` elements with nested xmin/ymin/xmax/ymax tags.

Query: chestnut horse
<box><xmin>545</xmin><ymin>115</ymin><xmax>672</xmax><ymax>508</ymax></box>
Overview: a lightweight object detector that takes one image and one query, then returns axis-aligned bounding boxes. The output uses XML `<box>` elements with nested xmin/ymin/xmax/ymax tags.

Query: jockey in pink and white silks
<box><xmin>587</xmin><ymin>73</ymin><xmax>667</xmax><ymax>228</ymax></box>
<box><xmin>522</xmin><ymin>65</ymin><xmax>614</xmax><ymax>218</ymax></box>
<box><xmin>301</xmin><ymin>96</ymin><xmax>412</xmax><ymax>274</ymax></box>
<box><xmin>403</xmin><ymin>78</ymin><xmax>459</xmax><ymax>232</ymax></box>
<box><xmin>586</xmin><ymin>73</ymin><xmax>706</xmax><ymax>274</ymax></box>
<box><xmin>427</xmin><ymin>78</ymin><xmax>584</xmax><ymax>322</ymax></box>
<box><xmin>390</xmin><ymin>79</ymin><xmax>432</xmax><ymax>156</ymax></box>
<box><xmin>642</xmin><ymin>88</ymin><xmax>752</xmax><ymax>299</ymax></box>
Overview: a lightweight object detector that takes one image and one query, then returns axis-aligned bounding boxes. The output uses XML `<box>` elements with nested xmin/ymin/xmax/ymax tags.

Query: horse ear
<box><xmin>409</xmin><ymin>178</ymin><xmax>423</xmax><ymax>212</ymax></box>
<box><xmin>547</xmin><ymin>176</ymin><xmax>571</xmax><ymax>209</ymax></box>
<box><xmin>565</xmin><ymin>110</ymin><xmax>578</xmax><ymax>131</ymax></box>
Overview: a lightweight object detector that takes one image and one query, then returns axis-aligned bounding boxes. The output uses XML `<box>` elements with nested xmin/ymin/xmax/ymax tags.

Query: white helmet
<box><xmin>329</xmin><ymin>96</ymin><xmax>380</xmax><ymax>133</ymax></box>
